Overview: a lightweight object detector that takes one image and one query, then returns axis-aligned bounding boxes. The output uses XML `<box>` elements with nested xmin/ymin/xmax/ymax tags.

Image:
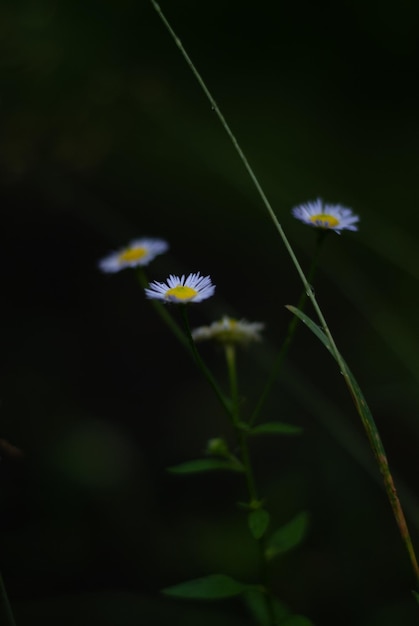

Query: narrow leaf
<box><xmin>163</xmin><ymin>574</ymin><xmax>249</xmax><ymax>599</ymax></box>
<box><xmin>412</xmin><ymin>590</ymin><xmax>419</xmax><ymax>605</ymax></box>
<box><xmin>248</xmin><ymin>508</ymin><xmax>270</xmax><ymax>540</ymax></box>
<box><xmin>266</xmin><ymin>512</ymin><xmax>309</xmax><ymax>559</ymax></box>
<box><xmin>286</xmin><ymin>306</ymin><xmax>332</xmax><ymax>353</ymax></box>
<box><xmin>168</xmin><ymin>459</ymin><xmax>243</xmax><ymax>474</ymax></box>
<box><xmin>250</xmin><ymin>422</ymin><xmax>302</xmax><ymax>436</ymax></box>
<box><xmin>286</xmin><ymin>306</ymin><xmax>382</xmax><ymax>449</ymax></box>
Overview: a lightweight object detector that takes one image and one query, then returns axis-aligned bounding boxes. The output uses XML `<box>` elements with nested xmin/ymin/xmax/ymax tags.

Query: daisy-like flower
<box><xmin>145</xmin><ymin>272</ymin><xmax>215</xmax><ymax>303</ymax></box>
<box><xmin>98</xmin><ymin>238</ymin><xmax>169</xmax><ymax>273</ymax></box>
<box><xmin>192</xmin><ymin>316</ymin><xmax>264</xmax><ymax>345</ymax></box>
<box><xmin>292</xmin><ymin>198</ymin><xmax>359</xmax><ymax>233</ymax></box>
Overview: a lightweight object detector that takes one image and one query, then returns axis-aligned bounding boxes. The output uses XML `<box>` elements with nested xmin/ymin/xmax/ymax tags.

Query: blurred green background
<box><xmin>1</xmin><ymin>0</ymin><xmax>419</xmax><ymax>624</ymax></box>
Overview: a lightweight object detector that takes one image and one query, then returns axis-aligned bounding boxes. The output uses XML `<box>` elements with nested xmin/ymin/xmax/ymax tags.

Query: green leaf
<box><xmin>250</xmin><ymin>422</ymin><xmax>302</xmax><ymax>436</ymax></box>
<box><xmin>162</xmin><ymin>574</ymin><xmax>249</xmax><ymax>599</ymax></box>
<box><xmin>168</xmin><ymin>459</ymin><xmax>243</xmax><ymax>474</ymax></box>
<box><xmin>266</xmin><ymin>512</ymin><xmax>309</xmax><ymax>559</ymax></box>
<box><xmin>286</xmin><ymin>306</ymin><xmax>382</xmax><ymax>451</ymax></box>
<box><xmin>286</xmin><ymin>306</ymin><xmax>332</xmax><ymax>353</ymax></box>
<box><xmin>244</xmin><ymin>589</ymin><xmax>289</xmax><ymax>626</ymax></box>
<box><xmin>412</xmin><ymin>590</ymin><xmax>419</xmax><ymax>605</ymax></box>
<box><xmin>248</xmin><ymin>508</ymin><xmax>270</xmax><ymax>540</ymax></box>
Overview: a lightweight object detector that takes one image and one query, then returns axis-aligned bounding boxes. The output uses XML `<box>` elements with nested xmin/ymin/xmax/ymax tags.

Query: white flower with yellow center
<box><xmin>292</xmin><ymin>199</ymin><xmax>359</xmax><ymax>233</ymax></box>
<box><xmin>192</xmin><ymin>316</ymin><xmax>264</xmax><ymax>344</ymax></box>
<box><xmin>145</xmin><ymin>273</ymin><xmax>215</xmax><ymax>303</ymax></box>
<box><xmin>98</xmin><ymin>238</ymin><xmax>169</xmax><ymax>272</ymax></box>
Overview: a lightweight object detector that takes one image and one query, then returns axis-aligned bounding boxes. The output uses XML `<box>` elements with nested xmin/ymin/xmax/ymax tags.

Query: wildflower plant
<box><xmin>144</xmin><ymin>269</ymin><xmax>309</xmax><ymax>622</ymax></box>
<box><xmin>0</xmin><ymin>7</ymin><xmax>414</xmax><ymax>626</ymax></box>
<box><xmin>97</xmin><ymin>237</ymin><xmax>312</xmax><ymax>622</ymax></box>
<box><xmin>20</xmin><ymin>5</ymin><xmax>410</xmax><ymax>626</ymax></box>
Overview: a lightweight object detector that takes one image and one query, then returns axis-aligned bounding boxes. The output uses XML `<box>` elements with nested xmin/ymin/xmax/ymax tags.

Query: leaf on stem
<box><xmin>168</xmin><ymin>459</ymin><xmax>244</xmax><ymax>474</ymax></box>
<box><xmin>285</xmin><ymin>306</ymin><xmax>332</xmax><ymax>353</ymax></box>
<box><xmin>244</xmin><ymin>588</ymin><xmax>290</xmax><ymax>625</ymax></box>
<box><xmin>266</xmin><ymin>511</ymin><xmax>309</xmax><ymax>559</ymax></box>
<box><xmin>163</xmin><ymin>574</ymin><xmax>250</xmax><ymax>599</ymax></box>
<box><xmin>286</xmin><ymin>306</ymin><xmax>378</xmax><ymax>441</ymax></box>
<box><xmin>248</xmin><ymin>508</ymin><xmax>270</xmax><ymax>540</ymax></box>
<box><xmin>249</xmin><ymin>422</ymin><xmax>302</xmax><ymax>436</ymax></box>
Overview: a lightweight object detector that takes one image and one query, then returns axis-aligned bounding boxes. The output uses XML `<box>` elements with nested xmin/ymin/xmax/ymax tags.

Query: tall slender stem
<box><xmin>238</xmin><ymin>430</ymin><xmax>258</xmax><ymax>505</ymax></box>
<box><xmin>250</xmin><ymin>230</ymin><xmax>327</xmax><ymax>425</ymax></box>
<box><xmin>225</xmin><ymin>345</ymin><xmax>239</xmax><ymax>426</ymax></box>
<box><xmin>181</xmin><ymin>306</ymin><xmax>232</xmax><ymax>418</ymax></box>
<box><xmin>224</xmin><ymin>344</ymin><xmax>257</xmax><ymax>501</ymax></box>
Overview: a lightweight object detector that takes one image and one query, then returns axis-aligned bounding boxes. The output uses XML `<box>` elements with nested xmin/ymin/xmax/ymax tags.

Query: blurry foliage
<box><xmin>1</xmin><ymin>0</ymin><xmax>419</xmax><ymax>624</ymax></box>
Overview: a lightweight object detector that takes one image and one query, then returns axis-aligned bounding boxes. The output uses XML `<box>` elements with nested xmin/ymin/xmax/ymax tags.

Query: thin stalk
<box><xmin>224</xmin><ymin>344</ymin><xmax>258</xmax><ymax>501</ymax></box>
<box><xmin>258</xmin><ymin>541</ymin><xmax>278</xmax><ymax>626</ymax></box>
<box><xmin>238</xmin><ymin>429</ymin><xmax>258</xmax><ymax>505</ymax></box>
<box><xmin>137</xmin><ymin>268</ymin><xmax>190</xmax><ymax>351</ymax></box>
<box><xmin>0</xmin><ymin>572</ymin><xmax>16</xmax><ymax>626</ymax></box>
<box><xmin>224</xmin><ymin>344</ymin><xmax>275</xmax><ymax>624</ymax></box>
<box><xmin>180</xmin><ymin>306</ymin><xmax>232</xmax><ymax>418</ymax></box>
<box><xmin>250</xmin><ymin>231</ymin><xmax>327</xmax><ymax>426</ymax></box>
<box><xmin>225</xmin><ymin>344</ymin><xmax>240</xmax><ymax>426</ymax></box>
<box><xmin>149</xmin><ymin>0</ymin><xmax>419</xmax><ymax>587</ymax></box>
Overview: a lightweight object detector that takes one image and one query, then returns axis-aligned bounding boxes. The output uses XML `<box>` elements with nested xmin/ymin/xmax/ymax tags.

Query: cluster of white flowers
<box><xmin>98</xmin><ymin>238</ymin><xmax>215</xmax><ymax>304</ymax></box>
<box><xmin>97</xmin><ymin>200</ymin><xmax>359</xmax><ymax>341</ymax></box>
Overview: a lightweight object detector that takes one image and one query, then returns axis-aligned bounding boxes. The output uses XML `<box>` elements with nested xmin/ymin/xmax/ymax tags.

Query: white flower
<box><xmin>192</xmin><ymin>316</ymin><xmax>264</xmax><ymax>344</ymax></box>
<box><xmin>292</xmin><ymin>199</ymin><xmax>359</xmax><ymax>233</ymax></box>
<box><xmin>145</xmin><ymin>273</ymin><xmax>215</xmax><ymax>303</ymax></box>
<box><xmin>98</xmin><ymin>238</ymin><xmax>169</xmax><ymax>272</ymax></box>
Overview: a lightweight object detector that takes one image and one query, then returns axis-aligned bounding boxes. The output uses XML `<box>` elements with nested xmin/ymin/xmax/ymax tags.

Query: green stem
<box><xmin>224</xmin><ymin>345</ymin><xmax>274</xmax><ymax>622</ymax></box>
<box><xmin>238</xmin><ymin>430</ymin><xmax>258</xmax><ymax>504</ymax></box>
<box><xmin>225</xmin><ymin>343</ymin><xmax>276</xmax><ymax>626</ymax></box>
<box><xmin>225</xmin><ymin>344</ymin><xmax>240</xmax><ymax>426</ymax></box>
<box><xmin>180</xmin><ymin>306</ymin><xmax>232</xmax><ymax>418</ymax></box>
<box><xmin>250</xmin><ymin>230</ymin><xmax>327</xmax><ymax>426</ymax></box>
<box><xmin>224</xmin><ymin>344</ymin><xmax>258</xmax><ymax>501</ymax></box>
<box><xmin>0</xmin><ymin>572</ymin><xmax>16</xmax><ymax>626</ymax></box>
<box><xmin>258</xmin><ymin>540</ymin><xmax>278</xmax><ymax>626</ymax></box>
<box><xmin>149</xmin><ymin>0</ymin><xmax>419</xmax><ymax>588</ymax></box>
<box><xmin>137</xmin><ymin>268</ymin><xmax>190</xmax><ymax>352</ymax></box>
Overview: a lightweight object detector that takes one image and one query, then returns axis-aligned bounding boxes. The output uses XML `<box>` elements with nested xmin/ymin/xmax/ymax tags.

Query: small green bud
<box><xmin>206</xmin><ymin>437</ymin><xmax>229</xmax><ymax>458</ymax></box>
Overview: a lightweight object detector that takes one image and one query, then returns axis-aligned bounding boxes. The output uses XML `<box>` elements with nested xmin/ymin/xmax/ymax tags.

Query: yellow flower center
<box><xmin>309</xmin><ymin>213</ymin><xmax>339</xmax><ymax>228</ymax></box>
<box><xmin>119</xmin><ymin>247</ymin><xmax>147</xmax><ymax>263</ymax></box>
<box><xmin>217</xmin><ymin>318</ymin><xmax>241</xmax><ymax>343</ymax></box>
<box><xmin>166</xmin><ymin>285</ymin><xmax>198</xmax><ymax>301</ymax></box>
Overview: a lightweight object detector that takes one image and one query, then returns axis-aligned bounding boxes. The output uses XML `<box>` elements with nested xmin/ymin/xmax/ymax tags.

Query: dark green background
<box><xmin>1</xmin><ymin>1</ymin><xmax>419</xmax><ymax>624</ymax></box>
